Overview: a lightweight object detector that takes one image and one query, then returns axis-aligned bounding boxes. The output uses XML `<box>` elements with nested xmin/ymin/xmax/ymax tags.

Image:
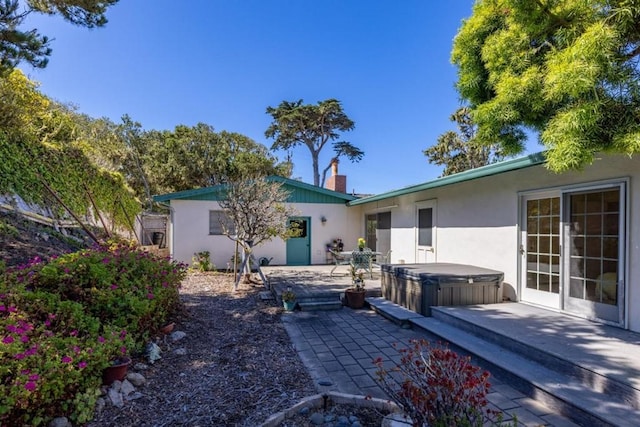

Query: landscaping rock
<box><xmin>146</xmin><ymin>342</ymin><xmax>162</xmax><ymax>363</ymax></box>
<box><xmin>170</xmin><ymin>331</ymin><xmax>187</xmax><ymax>342</ymax></box>
<box><xmin>126</xmin><ymin>372</ymin><xmax>147</xmax><ymax>387</ymax></box>
<box><xmin>174</xmin><ymin>347</ymin><xmax>187</xmax><ymax>356</ymax></box>
<box><xmin>309</xmin><ymin>412</ymin><xmax>325</xmax><ymax>425</ymax></box>
<box><xmin>134</xmin><ymin>362</ymin><xmax>149</xmax><ymax>371</ymax></box>
<box><xmin>120</xmin><ymin>379</ymin><xmax>136</xmax><ymax>397</ymax></box>
<box><xmin>48</xmin><ymin>417</ymin><xmax>71</xmax><ymax>427</ymax></box>
<box><xmin>107</xmin><ymin>387</ymin><xmax>124</xmax><ymax>408</ymax></box>
<box><xmin>125</xmin><ymin>391</ymin><xmax>144</xmax><ymax>401</ymax></box>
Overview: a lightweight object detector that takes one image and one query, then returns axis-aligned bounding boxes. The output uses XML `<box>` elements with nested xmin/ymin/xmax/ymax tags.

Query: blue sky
<box><xmin>20</xmin><ymin>1</ymin><xmax>540</xmax><ymax>195</ymax></box>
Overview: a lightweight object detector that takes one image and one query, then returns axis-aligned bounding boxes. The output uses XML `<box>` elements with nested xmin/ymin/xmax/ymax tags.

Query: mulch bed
<box><xmin>87</xmin><ymin>272</ymin><xmax>317</xmax><ymax>426</ymax></box>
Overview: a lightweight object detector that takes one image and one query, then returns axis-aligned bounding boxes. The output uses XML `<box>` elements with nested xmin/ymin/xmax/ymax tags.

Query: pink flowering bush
<box><xmin>0</xmin><ymin>241</ymin><xmax>186</xmax><ymax>425</ymax></box>
<box><xmin>374</xmin><ymin>339</ymin><xmax>494</xmax><ymax>427</ymax></box>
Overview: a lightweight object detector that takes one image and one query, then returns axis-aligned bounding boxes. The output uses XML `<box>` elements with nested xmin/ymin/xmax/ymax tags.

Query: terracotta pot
<box><xmin>102</xmin><ymin>356</ymin><xmax>131</xmax><ymax>385</ymax></box>
<box><xmin>344</xmin><ymin>289</ymin><xmax>366</xmax><ymax>309</ymax></box>
<box><xmin>160</xmin><ymin>322</ymin><xmax>175</xmax><ymax>334</ymax></box>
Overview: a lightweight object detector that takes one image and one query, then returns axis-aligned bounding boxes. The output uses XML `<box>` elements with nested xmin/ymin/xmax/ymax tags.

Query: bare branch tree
<box><xmin>218</xmin><ymin>176</ymin><xmax>298</xmax><ymax>289</ymax></box>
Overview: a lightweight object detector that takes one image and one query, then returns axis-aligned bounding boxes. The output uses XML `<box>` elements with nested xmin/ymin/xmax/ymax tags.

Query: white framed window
<box><xmin>209</xmin><ymin>210</ymin><xmax>234</xmax><ymax>235</ymax></box>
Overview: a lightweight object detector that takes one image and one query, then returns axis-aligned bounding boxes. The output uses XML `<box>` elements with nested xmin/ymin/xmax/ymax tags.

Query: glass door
<box><xmin>520</xmin><ymin>194</ymin><xmax>561</xmax><ymax>308</ymax></box>
<box><xmin>564</xmin><ymin>186</ymin><xmax>625</xmax><ymax>324</ymax></box>
<box><xmin>365</xmin><ymin>214</ymin><xmax>377</xmax><ymax>251</ymax></box>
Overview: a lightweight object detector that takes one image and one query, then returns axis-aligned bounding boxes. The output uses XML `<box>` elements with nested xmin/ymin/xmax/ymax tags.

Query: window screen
<box><xmin>418</xmin><ymin>208</ymin><xmax>433</xmax><ymax>246</ymax></box>
<box><xmin>377</xmin><ymin>212</ymin><xmax>391</xmax><ymax>229</ymax></box>
<box><xmin>209</xmin><ymin>210</ymin><xmax>234</xmax><ymax>235</ymax></box>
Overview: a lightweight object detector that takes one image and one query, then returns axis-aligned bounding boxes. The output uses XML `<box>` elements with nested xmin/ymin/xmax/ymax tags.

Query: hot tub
<box><xmin>381</xmin><ymin>263</ymin><xmax>504</xmax><ymax>316</ymax></box>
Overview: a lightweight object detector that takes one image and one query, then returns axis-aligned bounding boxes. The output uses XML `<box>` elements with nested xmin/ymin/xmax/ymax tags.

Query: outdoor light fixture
<box><xmin>320</xmin><ymin>215</ymin><xmax>327</xmax><ymax>224</ymax></box>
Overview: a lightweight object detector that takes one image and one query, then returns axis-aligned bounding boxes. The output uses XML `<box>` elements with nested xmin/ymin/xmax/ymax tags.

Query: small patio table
<box><xmin>339</xmin><ymin>249</ymin><xmax>381</xmax><ymax>279</ymax></box>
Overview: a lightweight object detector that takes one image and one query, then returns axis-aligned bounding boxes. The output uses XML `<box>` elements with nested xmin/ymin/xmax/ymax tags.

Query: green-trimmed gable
<box><xmin>153</xmin><ymin>176</ymin><xmax>357</xmax><ymax>204</ymax></box>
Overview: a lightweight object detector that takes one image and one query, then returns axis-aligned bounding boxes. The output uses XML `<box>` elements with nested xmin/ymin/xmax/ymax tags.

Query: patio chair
<box><xmin>329</xmin><ymin>249</ymin><xmax>351</xmax><ymax>277</ymax></box>
<box><xmin>352</xmin><ymin>248</ymin><xmax>374</xmax><ymax>279</ymax></box>
<box><xmin>372</xmin><ymin>249</ymin><xmax>391</xmax><ymax>268</ymax></box>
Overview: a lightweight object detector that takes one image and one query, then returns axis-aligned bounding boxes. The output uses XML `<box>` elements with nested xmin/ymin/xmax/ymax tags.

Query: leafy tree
<box><xmin>0</xmin><ymin>69</ymin><xmax>49</xmax><ymax>133</ymax></box>
<box><xmin>146</xmin><ymin>124</ymin><xmax>290</xmax><ymax>195</ymax></box>
<box><xmin>423</xmin><ymin>107</ymin><xmax>505</xmax><ymax>176</ymax></box>
<box><xmin>452</xmin><ymin>0</ymin><xmax>640</xmax><ymax>172</ymax></box>
<box><xmin>0</xmin><ymin>0</ymin><xmax>118</xmax><ymax>75</ymax></box>
<box><xmin>115</xmin><ymin>115</ymin><xmax>153</xmax><ymax>210</ymax></box>
<box><xmin>217</xmin><ymin>176</ymin><xmax>297</xmax><ymax>290</ymax></box>
<box><xmin>265</xmin><ymin>98</ymin><xmax>363</xmax><ymax>187</ymax></box>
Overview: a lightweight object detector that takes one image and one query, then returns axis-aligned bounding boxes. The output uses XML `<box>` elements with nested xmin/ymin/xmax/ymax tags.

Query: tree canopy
<box><xmin>265</xmin><ymin>98</ymin><xmax>363</xmax><ymax>187</ymax></box>
<box><xmin>423</xmin><ymin>107</ymin><xmax>505</xmax><ymax>176</ymax></box>
<box><xmin>0</xmin><ymin>0</ymin><xmax>118</xmax><ymax>75</ymax></box>
<box><xmin>0</xmin><ymin>69</ymin><xmax>288</xmax><ymax>236</ymax></box>
<box><xmin>452</xmin><ymin>0</ymin><xmax>640</xmax><ymax>171</ymax></box>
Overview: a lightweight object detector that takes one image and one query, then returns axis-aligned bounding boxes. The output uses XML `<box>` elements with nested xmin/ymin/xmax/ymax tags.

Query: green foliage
<box><xmin>452</xmin><ymin>0</ymin><xmax>640</xmax><ymax>172</ymax></box>
<box><xmin>1</xmin><ymin>70</ymin><xmax>285</xmax><ymax>213</ymax></box>
<box><xmin>147</xmin><ymin>124</ymin><xmax>289</xmax><ymax>195</ymax></box>
<box><xmin>191</xmin><ymin>251</ymin><xmax>215</xmax><ymax>272</ymax></box>
<box><xmin>424</xmin><ymin>107</ymin><xmax>506</xmax><ymax>176</ymax></box>
<box><xmin>0</xmin><ymin>0</ymin><xmax>118</xmax><ymax>75</ymax></box>
<box><xmin>265</xmin><ymin>98</ymin><xmax>361</xmax><ymax>187</ymax></box>
<box><xmin>0</xmin><ymin>70</ymin><xmax>50</xmax><ymax>132</ymax></box>
<box><xmin>0</xmin><ymin>125</ymin><xmax>140</xmax><ymax>231</ymax></box>
<box><xmin>281</xmin><ymin>290</ymin><xmax>296</xmax><ymax>302</ymax></box>
<box><xmin>0</xmin><ymin>243</ymin><xmax>186</xmax><ymax>425</ymax></box>
<box><xmin>0</xmin><ymin>218</ymin><xmax>18</xmax><ymax>237</ymax></box>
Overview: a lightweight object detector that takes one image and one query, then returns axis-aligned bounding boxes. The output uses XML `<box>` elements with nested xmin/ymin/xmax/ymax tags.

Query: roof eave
<box><xmin>348</xmin><ymin>152</ymin><xmax>546</xmax><ymax>206</ymax></box>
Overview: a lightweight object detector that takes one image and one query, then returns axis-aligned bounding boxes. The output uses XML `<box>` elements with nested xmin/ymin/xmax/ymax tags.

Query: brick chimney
<box><xmin>325</xmin><ymin>158</ymin><xmax>346</xmax><ymax>193</ymax></box>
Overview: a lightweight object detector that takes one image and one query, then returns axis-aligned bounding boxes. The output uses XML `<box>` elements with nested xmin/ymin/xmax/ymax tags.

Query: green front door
<box><xmin>286</xmin><ymin>217</ymin><xmax>310</xmax><ymax>265</ymax></box>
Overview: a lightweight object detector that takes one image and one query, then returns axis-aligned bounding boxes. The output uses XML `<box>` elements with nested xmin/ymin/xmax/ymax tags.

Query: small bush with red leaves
<box><xmin>374</xmin><ymin>339</ymin><xmax>493</xmax><ymax>427</ymax></box>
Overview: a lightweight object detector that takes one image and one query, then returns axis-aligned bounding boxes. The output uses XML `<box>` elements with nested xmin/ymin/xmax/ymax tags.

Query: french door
<box><xmin>520</xmin><ymin>183</ymin><xmax>625</xmax><ymax>325</ymax></box>
<box><xmin>564</xmin><ymin>186</ymin><xmax>625</xmax><ymax>324</ymax></box>
<box><xmin>520</xmin><ymin>193</ymin><xmax>561</xmax><ymax>308</ymax></box>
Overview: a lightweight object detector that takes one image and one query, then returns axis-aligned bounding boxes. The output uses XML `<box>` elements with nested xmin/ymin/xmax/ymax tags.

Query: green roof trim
<box><xmin>152</xmin><ymin>176</ymin><xmax>357</xmax><ymax>204</ymax></box>
<box><xmin>348</xmin><ymin>152</ymin><xmax>547</xmax><ymax>206</ymax></box>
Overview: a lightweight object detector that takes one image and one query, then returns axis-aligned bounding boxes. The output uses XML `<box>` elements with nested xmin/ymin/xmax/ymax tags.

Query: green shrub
<box><xmin>0</xmin><ymin>242</ymin><xmax>187</xmax><ymax>425</ymax></box>
<box><xmin>0</xmin><ymin>219</ymin><xmax>18</xmax><ymax>237</ymax></box>
<box><xmin>192</xmin><ymin>250</ymin><xmax>215</xmax><ymax>272</ymax></box>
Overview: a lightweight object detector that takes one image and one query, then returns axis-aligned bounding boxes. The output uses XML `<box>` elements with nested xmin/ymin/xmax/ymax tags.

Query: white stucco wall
<box><xmin>168</xmin><ymin>200</ymin><xmax>362</xmax><ymax>269</ymax></box>
<box><xmin>358</xmin><ymin>154</ymin><xmax>640</xmax><ymax>332</ymax></box>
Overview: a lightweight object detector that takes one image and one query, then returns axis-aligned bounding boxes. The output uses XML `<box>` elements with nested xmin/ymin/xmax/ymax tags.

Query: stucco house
<box><xmin>349</xmin><ymin>152</ymin><xmax>639</xmax><ymax>333</ymax></box>
<box><xmin>153</xmin><ymin>167</ymin><xmax>360</xmax><ymax>270</ymax></box>
<box><xmin>154</xmin><ymin>152</ymin><xmax>640</xmax><ymax>333</ymax></box>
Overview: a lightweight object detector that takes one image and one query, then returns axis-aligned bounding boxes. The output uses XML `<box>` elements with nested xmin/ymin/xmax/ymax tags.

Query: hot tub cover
<box><xmin>381</xmin><ymin>263</ymin><xmax>504</xmax><ymax>285</ymax></box>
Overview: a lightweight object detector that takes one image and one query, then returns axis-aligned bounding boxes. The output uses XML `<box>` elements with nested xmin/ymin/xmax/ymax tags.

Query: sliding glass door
<box><xmin>520</xmin><ymin>182</ymin><xmax>626</xmax><ymax>325</ymax></box>
<box><xmin>564</xmin><ymin>186</ymin><xmax>625</xmax><ymax>324</ymax></box>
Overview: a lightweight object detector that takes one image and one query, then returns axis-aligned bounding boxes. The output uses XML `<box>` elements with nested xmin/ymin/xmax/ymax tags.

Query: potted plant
<box><xmin>282</xmin><ymin>288</ymin><xmax>297</xmax><ymax>311</ymax></box>
<box><xmin>344</xmin><ymin>264</ymin><xmax>366</xmax><ymax>309</ymax></box>
<box><xmin>357</xmin><ymin>237</ymin><xmax>366</xmax><ymax>251</ymax></box>
<box><xmin>103</xmin><ymin>356</ymin><xmax>132</xmax><ymax>385</ymax></box>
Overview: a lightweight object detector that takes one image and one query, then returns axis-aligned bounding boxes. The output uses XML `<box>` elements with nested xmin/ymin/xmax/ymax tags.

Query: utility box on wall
<box><xmin>381</xmin><ymin>263</ymin><xmax>504</xmax><ymax>316</ymax></box>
